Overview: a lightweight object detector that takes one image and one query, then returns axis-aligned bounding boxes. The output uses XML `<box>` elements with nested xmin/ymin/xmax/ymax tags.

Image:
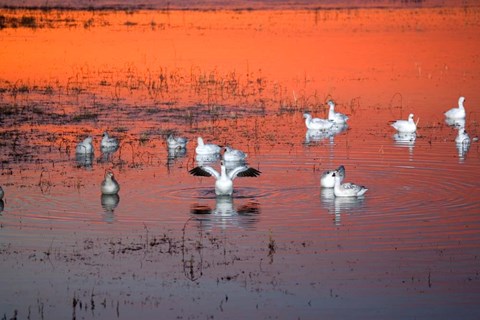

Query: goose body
<box><xmin>321</xmin><ymin>165</ymin><xmax>345</xmax><ymax>188</ymax></box>
<box><xmin>76</xmin><ymin>136</ymin><xmax>94</xmax><ymax>154</ymax></box>
<box><xmin>445</xmin><ymin>96</ymin><xmax>466</xmax><ymax>119</ymax></box>
<box><xmin>189</xmin><ymin>162</ymin><xmax>261</xmax><ymax>196</ymax></box>
<box><xmin>391</xmin><ymin>113</ymin><xmax>417</xmax><ymax>133</ymax></box>
<box><xmin>196</xmin><ymin>137</ymin><xmax>221</xmax><ymax>155</ymax></box>
<box><xmin>327</xmin><ymin>101</ymin><xmax>349</xmax><ymax>124</ymax></box>
<box><xmin>167</xmin><ymin>134</ymin><xmax>188</xmax><ymax>149</ymax></box>
<box><xmin>333</xmin><ymin>172</ymin><xmax>368</xmax><ymax>197</ymax></box>
<box><xmin>303</xmin><ymin>113</ymin><xmax>334</xmax><ymax>130</ymax></box>
<box><xmin>223</xmin><ymin>146</ymin><xmax>247</xmax><ymax>162</ymax></box>
<box><xmin>101</xmin><ymin>132</ymin><xmax>119</xmax><ymax>150</ymax></box>
<box><xmin>101</xmin><ymin>171</ymin><xmax>120</xmax><ymax>195</ymax></box>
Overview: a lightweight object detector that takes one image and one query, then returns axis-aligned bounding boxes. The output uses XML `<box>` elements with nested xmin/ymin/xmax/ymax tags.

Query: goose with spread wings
<box><xmin>189</xmin><ymin>162</ymin><xmax>261</xmax><ymax>196</ymax></box>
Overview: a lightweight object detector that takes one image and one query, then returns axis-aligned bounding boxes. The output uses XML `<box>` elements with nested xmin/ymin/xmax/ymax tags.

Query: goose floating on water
<box><xmin>167</xmin><ymin>134</ymin><xmax>188</xmax><ymax>150</ymax></box>
<box><xmin>333</xmin><ymin>171</ymin><xmax>368</xmax><ymax>197</ymax></box>
<box><xmin>101</xmin><ymin>132</ymin><xmax>119</xmax><ymax>150</ymax></box>
<box><xmin>101</xmin><ymin>171</ymin><xmax>120</xmax><ymax>195</ymax></box>
<box><xmin>196</xmin><ymin>137</ymin><xmax>221</xmax><ymax>155</ymax></box>
<box><xmin>321</xmin><ymin>165</ymin><xmax>345</xmax><ymax>188</ymax></box>
<box><xmin>223</xmin><ymin>146</ymin><xmax>247</xmax><ymax>162</ymax></box>
<box><xmin>189</xmin><ymin>161</ymin><xmax>261</xmax><ymax>196</ymax></box>
<box><xmin>327</xmin><ymin>101</ymin><xmax>349</xmax><ymax>124</ymax></box>
<box><xmin>303</xmin><ymin>113</ymin><xmax>334</xmax><ymax>131</ymax></box>
<box><xmin>391</xmin><ymin>113</ymin><xmax>417</xmax><ymax>133</ymax></box>
<box><xmin>445</xmin><ymin>96</ymin><xmax>466</xmax><ymax>119</ymax></box>
<box><xmin>76</xmin><ymin>136</ymin><xmax>94</xmax><ymax>155</ymax></box>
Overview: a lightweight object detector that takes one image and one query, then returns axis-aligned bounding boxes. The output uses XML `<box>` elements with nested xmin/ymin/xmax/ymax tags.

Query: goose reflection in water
<box><xmin>445</xmin><ymin>117</ymin><xmax>466</xmax><ymax>128</ymax></box>
<box><xmin>305</xmin><ymin>124</ymin><xmax>348</xmax><ymax>145</ymax></box>
<box><xmin>320</xmin><ymin>188</ymin><xmax>365</xmax><ymax>225</ymax></box>
<box><xmin>190</xmin><ymin>196</ymin><xmax>260</xmax><ymax>229</ymax></box>
<box><xmin>101</xmin><ymin>194</ymin><xmax>120</xmax><ymax>223</ymax></box>
<box><xmin>393</xmin><ymin>132</ymin><xmax>416</xmax><ymax>159</ymax></box>
<box><xmin>0</xmin><ymin>200</ymin><xmax>4</xmax><ymax>215</ymax></box>
<box><xmin>75</xmin><ymin>153</ymin><xmax>94</xmax><ymax>168</ymax></box>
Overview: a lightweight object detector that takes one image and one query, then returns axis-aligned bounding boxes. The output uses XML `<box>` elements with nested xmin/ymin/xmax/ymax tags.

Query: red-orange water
<box><xmin>0</xmin><ymin>6</ymin><xmax>480</xmax><ymax>319</ymax></box>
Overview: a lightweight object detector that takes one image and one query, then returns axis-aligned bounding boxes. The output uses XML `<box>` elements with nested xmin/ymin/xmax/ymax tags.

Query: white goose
<box><xmin>223</xmin><ymin>146</ymin><xmax>247</xmax><ymax>162</ymax></box>
<box><xmin>101</xmin><ymin>171</ymin><xmax>120</xmax><ymax>195</ymax></box>
<box><xmin>303</xmin><ymin>113</ymin><xmax>334</xmax><ymax>130</ymax></box>
<box><xmin>455</xmin><ymin>127</ymin><xmax>471</xmax><ymax>145</ymax></box>
<box><xmin>333</xmin><ymin>171</ymin><xmax>368</xmax><ymax>197</ymax></box>
<box><xmin>321</xmin><ymin>165</ymin><xmax>345</xmax><ymax>188</ymax></box>
<box><xmin>195</xmin><ymin>137</ymin><xmax>221</xmax><ymax>155</ymax></box>
<box><xmin>76</xmin><ymin>136</ymin><xmax>94</xmax><ymax>154</ymax></box>
<box><xmin>167</xmin><ymin>134</ymin><xmax>188</xmax><ymax>149</ymax></box>
<box><xmin>189</xmin><ymin>161</ymin><xmax>261</xmax><ymax>196</ymax></box>
<box><xmin>391</xmin><ymin>113</ymin><xmax>417</xmax><ymax>133</ymax></box>
<box><xmin>101</xmin><ymin>132</ymin><xmax>119</xmax><ymax>150</ymax></box>
<box><xmin>327</xmin><ymin>101</ymin><xmax>349</xmax><ymax>124</ymax></box>
<box><xmin>445</xmin><ymin>96</ymin><xmax>466</xmax><ymax>119</ymax></box>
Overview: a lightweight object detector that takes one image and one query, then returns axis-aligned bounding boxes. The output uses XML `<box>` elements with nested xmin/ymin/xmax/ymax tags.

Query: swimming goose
<box><xmin>101</xmin><ymin>171</ymin><xmax>120</xmax><ymax>195</ymax></box>
<box><xmin>101</xmin><ymin>132</ymin><xmax>119</xmax><ymax>150</ymax></box>
<box><xmin>321</xmin><ymin>165</ymin><xmax>345</xmax><ymax>188</ymax></box>
<box><xmin>189</xmin><ymin>161</ymin><xmax>261</xmax><ymax>196</ymax></box>
<box><xmin>391</xmin><ymin>113</ymin><xmax>417</xmax><ymax>133</ymax></box>
<box><xmin>195</xmin><ymin>137</ymin><xmax>221</xmax><ymax>155</ymax></box>
<box><xmin>223</xmin><ymin>146</ymin><xmax>247</xmax><ymax>162</ymax></box>
<box><xmin>76</xmin><ymin>136</ymin><xmax>94</xmax><ymax>154</ymax></box>
<box><xmin>303</xmin><ymin>113</ymin><xmax>334</xmax><ymax>130</ymax></box>
<box><xmin>445</xmin><ymin>96</ymin><xmax>466</xmax><ymax>119</ymax></box>
<box><xmin>333</xmin><ymin>172</ymin><xmax>368</xmax><ymax>197</ymax></box>
<box><xmin>327</xmin><ymin>101</ymin><xmax>349</xmax><ymax>124</ymax></box>
<box><xmin>167</xmin><ymin>134</ymin><xmax>188</xmax><ymax>149</ymax></box>
<box><xmin>455</xmin><ymin>127</ymin><xmax>471</xmax><ymax>145</ymax></box>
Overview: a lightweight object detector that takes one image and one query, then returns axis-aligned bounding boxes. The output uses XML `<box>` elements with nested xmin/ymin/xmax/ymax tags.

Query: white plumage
<box><xmin>327</xmin><ymin>101</ymin><xmax>349</xmax><ymax>124</ymax></box>
<box><xmin>223</xmin><ymin>146</ymin><xmax>247</xmax><ymax>162</ymax></box>
<box><xmin>303</xmin><ymin>113</ymin><xmax>334</xmax><ymax>130</ymax></box>
<box><xmin>333</xmin><ymin>172</ymin><xmax>368</xmax><ymax>197</ymax></box>
<box><xmin>101</xmin><ymin>132</ymin><xmax>119</xmax><ymax>150</ymax></box>
<box><xmin>445</xmin><ymin>96</ymin><xmax>466</xmax><ymax>119</ymax></box>
<box><xmin>195</xmin><ymin>137</ymin><xmax>221</xmax><ymax>155</ymax></box>
<box><xmin>321</xmin><ymin>165</ymin><xmax>345</xmax><ymax>188</ymax></box>
<box><xmin>167</xmin><ymin>134</ymin><xmax>188</xmax><ymax>149</ymax></box>
<box><xmin>391</xmin><ymin>113</ymin><xmax>417</xmax><ymax>133</ymax></box>
<box><xmin>189</xmin><ymin>162</ymin><xmax>261</xmax><ymax>196</ymax></box>
<box><xmin>101</xmin><ymin>171</ymin><xmax>120</xmax><ymax>195</ymax></box>
<box><xmin>76</xmin><ymin>136</ymin><xmax>94</xmax><ymax>154</ymax></box>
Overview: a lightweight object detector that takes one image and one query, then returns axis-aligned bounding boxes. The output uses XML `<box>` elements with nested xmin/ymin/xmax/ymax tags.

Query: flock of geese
<box><xmin>0</xmin><ymin>97</ymin><xmax>473</xmax><ymax>209</ymax></box>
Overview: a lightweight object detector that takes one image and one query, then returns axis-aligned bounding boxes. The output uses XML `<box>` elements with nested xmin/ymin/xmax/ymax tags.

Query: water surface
<box><xmin>1</xmin><ymin>6</ymin><xmax>480</xmax><ymax>319</ymax></box>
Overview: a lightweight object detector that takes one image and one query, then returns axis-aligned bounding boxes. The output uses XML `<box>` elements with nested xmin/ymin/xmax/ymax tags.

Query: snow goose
<box><xmin>391</xmin><ymin>113</ymin><xmax>417</xmax><ymax>133</ymax></box>
<box><xmin>327</xmin><ymin>101</ymin><xmax>349</xmax><ymax>124</ymax></box>
<box><xmin>321</xmin><ymin>165</ymin><xmax>345</xmax><ymax>188</ymax></box>
<box><xmin>76</xmin><ymin>136</ymin><xmax>94</xmax><ymax>155</ymax></box>
<box><xmin>189</xmin><ymin>161</ymin><xmax>261</xmax><ymax>196</ymax></box>
<box><xmin>223</xmin><ymin>146</ymin><xmax>247</xmax><ymax>162</ymax></box>
<box><xmin>101</xmin><ymin>171</ymin><xmax>120</xmax><ymax>195</ymax></box>
<box><xmin>167</xmin><ymin>134</ymin><xmax>188</xmax><ymax>149</ymax></box>
<box><xmin>303</xmin><ymin>113</ymin><xmax>334</xmax><ymax>130</ymax></box>
<box><xmin>101</xmin><ymin>132</ymin><xmax>119</xmax><ymax>150</ymax></box>
<box><xmin>445</xmin><ymin>96</ymin><xmax>466</xmax><ymax>119</ymax></box>
<box><xmin>195</xmin><ymin>137</ymin><xmax>221</xmax><ymax>155</ymax></box>
<box><xmin>333</xmin><ymin>171</ymin><xmax>368</xmax><ymax>197</ymax></box>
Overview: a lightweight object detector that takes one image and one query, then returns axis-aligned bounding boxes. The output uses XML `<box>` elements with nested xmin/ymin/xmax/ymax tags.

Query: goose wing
<box><xmin>228</xmin><ymin>166</ymin><xmax>261</xmax><ymax>180</ymax></box>
<box><xmin>189</xmin><ymin>166</ymin><xmax>220</xmax><ymax>179</ymax></box>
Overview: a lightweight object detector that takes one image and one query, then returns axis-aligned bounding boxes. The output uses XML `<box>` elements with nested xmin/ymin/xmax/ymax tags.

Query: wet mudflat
<box><xmin>1</xmin><ymin>4</ymin><xmax>480</xmax><ymax>319</ymax></box>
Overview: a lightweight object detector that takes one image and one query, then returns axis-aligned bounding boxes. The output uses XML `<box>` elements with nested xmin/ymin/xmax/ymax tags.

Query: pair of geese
<box><xmin>390</xmin><ymin>97</ymin><xmax>471</xmax><ymax>146</ymax></box>
<box><xmin>76</xmin><ymin>132</ymin><xmax>119</xmax><ymax>155</ymax></box>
